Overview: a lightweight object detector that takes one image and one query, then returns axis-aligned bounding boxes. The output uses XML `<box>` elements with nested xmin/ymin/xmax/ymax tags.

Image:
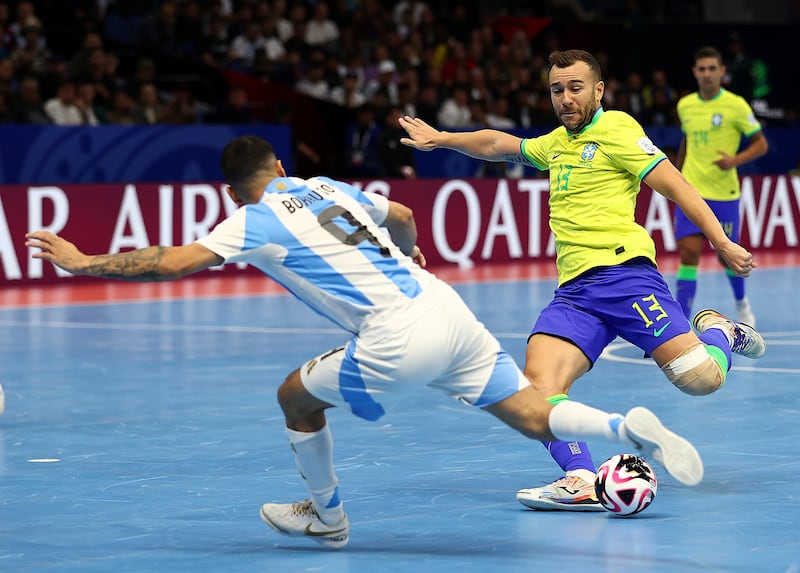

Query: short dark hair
<box><xmin>220</xmin><ymin>135</ymin><xmax>276</xmax><ymax>190</ymax></box>
<box><xmin>694</xmin><ymin>46</ymin><xmax>723</xmax><ymax>66</ymax></box>
<box><xmin>547</xmin><ymin>50</ymin><xmax>603</xmax><ymax>82</ymax></box>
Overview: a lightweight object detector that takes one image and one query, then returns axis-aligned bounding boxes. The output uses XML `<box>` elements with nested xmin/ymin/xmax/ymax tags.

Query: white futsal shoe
<box><xmin>623</xmin><ymin>406</ymin><xmax>704</xmax><ymax>486</ymax></box>
<box><xmin>260</xmin><ymin>499</ymin><xmax>349</xmax><ymax>549</ymax></box>
<box><xmin>516</xmin><ymin>475</ymin><xmax>604</xmax><ymax>511</ymax></box>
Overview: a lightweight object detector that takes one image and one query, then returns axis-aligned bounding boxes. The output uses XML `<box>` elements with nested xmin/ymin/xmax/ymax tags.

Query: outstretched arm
<box><xmin>398</xmin><ymin>116</ymin><xmax>525</xmax><ymax>163</ymax></box>
<box><xmin>644</xmin><ymin>161</ymin><xmax>755</xmax><ymax>277</ymax></box>
<box><xmin>25</xmin><ymin>231</ymin><xmax>224</xmax><ymax>281</ymax></box>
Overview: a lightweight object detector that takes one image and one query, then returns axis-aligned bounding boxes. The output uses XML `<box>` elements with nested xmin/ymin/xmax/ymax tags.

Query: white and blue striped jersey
<box><xmin>196</xmin><ymin>176</ymin><xmax>435</xmax><ymax>334</ymax></box>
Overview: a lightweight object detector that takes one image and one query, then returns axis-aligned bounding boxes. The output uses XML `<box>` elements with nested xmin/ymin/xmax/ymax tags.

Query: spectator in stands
<box><xmin>100</xmin><ymin>52</ymin><xmax>126</xmax><ymax>100</ymax></box>
<box><xmin>159</xmin><ymin>84</ymin><xmax>199</xmax><ymax>124</ymax></box>
<box><xmin>131</xmin><ymin>82</ymin><xmax>164</xmax><ymax>124</ymax></box>
<box><xmin>486</xmin><ymin>96</ymin><xmax>516</xmax><ymax>129</ymax></box>
<box><xmin>69</xmin><ymin>31</ymin><xmax>104</xmax><ymax>81</ymax></box>
<box><xmin>509</xmin><ymin>83</ymin><xmax>535</xmax><ymax>128</ymax></box>
<box><xmin>440</xmin><ymin>41</ymin><xmax>475</xmax><ymax>85</ymax></box>
<box><xmin>295</xmin><ymin>58</ymin><xmax>330</xmax><ymax>101</ymax></box>
<box><xmin>105</xmin><ymin>89</ymin><xmax>136</xmax><ymax>125</ymax></box>
<box><xmin>364</xmin><ymin>59</ymin><xmax>398</xmax><ymax>105</ymax></box>
<box><xmin>272</xmin><ymin>0</ymin><xmax>294</xmax><ymax>44</ymax></box>
<box><xmin>725</xmin><ymin>33</ymin><xmax>755</xmax><ymax>102</ymax></box>
<box><xmin>249</xmin><ymin>48</ymin><xmax>275</xmax><ymax>82</ymax></box>
<box><xmin>12</xmin><ymin>75</ymin><xmax>50</xmax><ymax>124</ymax></box>
<box><xmin>44</xmin><ymin>78</ymin><xmax>87</xmax><ymax>125</ymax></box>
<box><xmin>436</xmin><ymin>84</ymin><xmax>471</xmax><ymax>128</ymax></box>
<box><xmin>261</xmin><ymin>15</ymin><xmax>287</xmax><ymax>62</ymax></box>
<box><xmin>0</xmin><ymin>56</ymin><xmax>15</xmax><ymax>94</ymax></box>
<box><xmin>9</xmin><ymin>1</ymin><xmax>44</xmax><ymax>50</ymax></box>
<box><xmin>330</xmin><ymin>68</ymin><xmax>366</xmax><ymax>109</ymax></box>
<box><xmin>229</xmin><ymin>21</ymin><xmax>269</xmax><ymax>71</ymax></box>
<box><xmin>397</xmin><ymin>82</ymin><xmax>417</xmax><ymax>118</ymax></box>
<box><xmin>644</xmin><ymin>88</ymin><xmax>678</xmax><ymax>126</ymax></box>
<box><xmin>415</xmin><ymin>83</ymin><xmax>440</xmax><ymax>125</ymax></box>
<box><xmin>342</xmin><ymin>103</ymin><xmax>382</xmax><ymax>178</ymax></box>
<box><xmin>135</xmin><ymin>0</ymin><xmax>179</xmax><ymax>59</ymax></box>
<box><xmin>642</xmin><ymin>68</ymin><xmax>678</xmax><ymax>125</ymax></box>
<box><xmin>304</xmin><ymin>1</ymin><xmax>338</xmax><ymax>50</ymax></box>
<box><xmin>467</xmin><ymin>67</ymin><xmax>491</xmax><ymax>105</ymax></box>
<box><xmin>123</xmin><ymin>58</ymin><xmax>157</xmax><ymax>101</ymax></box>
<box><xmin>200</xmin><ymin>14</ymin><xmax>231</xmax><ymax>69</ymax></box>
<box><xmin>376</xmin><ymin>106</ymin><xmax>417</xmax><ymax>179</ymax></box>
<box><xmin>393</xmin><ymin>0</ymin><xmax>430</xmax><ymax>28</ymax></box>
<box><xmin>77</xmin><ymin>47</ymin><xmax>114</xmax><ymax>109</ymax></box>
<box><xmin>623</xmin><ymin>71</ymin><xmax>645</xmax><ymax>121</ymax></box>
<box><xmin>205</xmin><ymin>85</ymin><xmax>257</xmax><ymax>124</ymax></box>
<box><xmin>9</xmin><ymin>18</ymin><xmax>49</xmax><ymax>79</ymax></box>
<box><xmin>284</xmin><ymin>2</ymin><xmax>308</xmax><ymax>52</ymax></box>
<box><xmin>175</xmin><ymin>0</ymin><xmax>205</xmax><ymax>58</ymax></box>
<box><xmin>75</xmin><ymin>78</ymin><xmax>104</xmax><ymax>124</ymax></box>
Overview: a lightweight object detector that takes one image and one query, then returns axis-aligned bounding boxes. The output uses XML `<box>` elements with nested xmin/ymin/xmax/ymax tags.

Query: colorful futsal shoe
<box><xmin>623</xmin><ymin>406</ymin><xmax>704</xmax><ymax>486</ymax></box>
<box><xmin>516</xmin><ymin>476</ymin><xmax>604</xmax><ymax>511</ymax></box>
<box><xmin>260</xmin><ymin>499</ymin><xmax>350</xmax><ymax>549</ymax></box>
<box><xmin>693</xmin><ymin>308</ymin><xmax>766</xmax><ymax>359</ymax></box>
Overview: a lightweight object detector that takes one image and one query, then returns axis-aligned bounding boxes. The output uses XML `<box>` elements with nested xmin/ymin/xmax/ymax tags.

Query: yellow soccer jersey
<box><xmin>677</xmin><ymin>88</ymin><xmax>762</xmax><ymax>200</ymax></box>
<box><xmin>521</xmin><ymin>108</ymin><xmax>667</xmax><ymax>285</ymax></box>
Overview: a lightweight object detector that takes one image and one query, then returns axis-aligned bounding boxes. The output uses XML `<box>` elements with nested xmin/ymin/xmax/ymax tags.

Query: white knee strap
<box><xmin>661</xmin><ymin>344</ymin><xmax>724</xmax><ymax>396</ymax></box>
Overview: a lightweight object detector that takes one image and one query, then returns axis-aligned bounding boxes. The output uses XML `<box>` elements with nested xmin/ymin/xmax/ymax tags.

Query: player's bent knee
<box><xmin>661</xmin><ymin>344</ymin><xmax>725</xmax><ymax>396</ymax></box>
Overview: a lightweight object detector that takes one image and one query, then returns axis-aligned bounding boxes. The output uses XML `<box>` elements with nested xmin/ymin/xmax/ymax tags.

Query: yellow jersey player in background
<box><xmin>675</xmin><ymin>45</ymin><xmax>768</xmax><ymax>326</ymax></box>
<box><xmin>399</xmin><ymin>49</ymin><xmax>766</xmax><ymax>512</ymax></box>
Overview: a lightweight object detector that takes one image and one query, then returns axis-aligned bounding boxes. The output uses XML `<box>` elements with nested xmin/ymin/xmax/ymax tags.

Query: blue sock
<box><xmin>676</xmin><ymin>265</ymin><xmax>698</xmax><ymax>318</ymax></box>
<box><xmin>541</xmin><ymin>394</ymin><xmax>595</xmax><ymax>473</ymax></box>
<box><xmin>726</xmin><ymin>268</ymin><xmax>745</xmax><ymax>301</ymax></box>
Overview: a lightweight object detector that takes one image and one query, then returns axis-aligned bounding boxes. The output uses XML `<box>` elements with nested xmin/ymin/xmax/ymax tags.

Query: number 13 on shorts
<box><xmin>632</xmin><ymin>294</ymin><xmax>668</xmax><ymax>328</ymax></box>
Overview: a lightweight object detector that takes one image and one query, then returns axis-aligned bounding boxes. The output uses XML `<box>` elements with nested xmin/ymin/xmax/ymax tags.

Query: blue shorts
<box><xmin>531</xmin><ymin>260</ymin><xmax>691</xmax><ymax>365</ymax></box>
<box><xmin>674</xmin><ymin>199</ymin><xmax>740</xmax><ymax>241</ymax></box>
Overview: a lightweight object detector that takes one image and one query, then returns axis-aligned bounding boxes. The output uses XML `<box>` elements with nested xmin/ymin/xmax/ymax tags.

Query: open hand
<box><xmin>398</xmin><ymin>116</ymin><xmax>441</xmax><ymax>151</ymax></box>
<box><xmin>25</xmin><ymin>231</ymin><xmax>89</xmax><ymax>275</ymax></box>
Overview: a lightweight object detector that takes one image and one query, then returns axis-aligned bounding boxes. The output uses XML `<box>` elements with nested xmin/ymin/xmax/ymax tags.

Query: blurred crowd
<box><xmin>0</xmin><ymin>1</ymin><xmax>791</xmax><ymax>151</ymax></box>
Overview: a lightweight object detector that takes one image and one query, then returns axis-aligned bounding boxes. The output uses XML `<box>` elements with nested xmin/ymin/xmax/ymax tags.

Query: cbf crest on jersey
<box><xmin>712</xmin><ymin>113</ymin><xmax>723</xmax><ymax>127</ymax></box>
<box><xmin>581</xmin><ymin>143</ymin><xmax>598</xmax><ymax>161</ymax></box>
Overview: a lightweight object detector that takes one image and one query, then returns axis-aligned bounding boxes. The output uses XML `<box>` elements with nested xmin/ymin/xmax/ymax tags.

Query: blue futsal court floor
<box><xmin>0</xmin><ymin>259</ymin><xmax>798</xmax><ymax>572</ymax></box>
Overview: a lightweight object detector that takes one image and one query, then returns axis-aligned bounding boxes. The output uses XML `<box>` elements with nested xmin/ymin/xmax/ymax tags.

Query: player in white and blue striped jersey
<box><xmin>26</xmin><ymin>135</ymin><xmax>704</xmax><ymax>549</ymax></box>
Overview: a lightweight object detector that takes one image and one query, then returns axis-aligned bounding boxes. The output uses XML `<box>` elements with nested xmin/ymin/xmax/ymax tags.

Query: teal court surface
<box><xmin>0</xmin><ymin>257</ymin><xmax>798</xmax><ymax>573</ymax></box>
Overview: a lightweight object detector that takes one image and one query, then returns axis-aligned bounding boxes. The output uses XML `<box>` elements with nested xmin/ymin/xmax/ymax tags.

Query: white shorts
<box><xmin>299</xmin><ymin>279</ymin><xmax>530</xmax><ymax>420</ymax></box>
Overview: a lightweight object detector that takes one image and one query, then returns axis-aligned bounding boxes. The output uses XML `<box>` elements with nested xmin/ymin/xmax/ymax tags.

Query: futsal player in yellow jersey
<box><xmin>675</xmin><ymin>46</ymin><xmax>768</xmax><ymax>326</ymax></box>
<box><xmin>400</xmin><ymin>49</ymin><xmax>766</xmax><ymax>511</ymax></box>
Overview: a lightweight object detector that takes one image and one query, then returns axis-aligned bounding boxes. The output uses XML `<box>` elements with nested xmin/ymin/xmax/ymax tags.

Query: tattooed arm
<box><xmin>25</xmin><ymin>231</ymin><xmax>224</xmax><ymax>281</ymax></box>
<box><xmin>644</xmin><ymin>161</ymin><xmax>754</xmax><ymax>277</ymax></box>
<box><xmin>398</xmin><ymin>116</ymin><xmax>526</xmax><ymax>163</ymax></box>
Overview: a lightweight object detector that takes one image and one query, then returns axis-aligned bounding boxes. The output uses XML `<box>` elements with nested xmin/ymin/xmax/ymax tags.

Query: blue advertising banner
<box><xmin>0</xmin><ymin>124</ymin><xmax>293</xmax><ymax>184</ymax></box>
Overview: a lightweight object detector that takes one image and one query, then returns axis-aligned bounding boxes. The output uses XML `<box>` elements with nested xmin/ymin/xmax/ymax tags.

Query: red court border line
<box><xmin>2</xmin><ymin>251</ymin><xmax>797</xmax><ymax>309</ymax></box>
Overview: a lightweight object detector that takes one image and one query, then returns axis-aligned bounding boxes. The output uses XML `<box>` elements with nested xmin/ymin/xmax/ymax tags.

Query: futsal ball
<box><xmin>594</xmin><ymin>454</ymin><xmax>657</xmax><ymax>516</ymax></box>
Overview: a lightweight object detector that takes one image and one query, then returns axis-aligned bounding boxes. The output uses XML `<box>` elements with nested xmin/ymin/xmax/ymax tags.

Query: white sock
<box><xmin>548</xmin><ymin>401</ymin><xmax>625</xmax><ymax>443</ymax></box>
<box><xmin>566</xmin><ymin>469</ymin><xmax>597</xmax><ymax>483</ymax></box>
<box><xmin>285</xmin><ymin>425</ymin><xmax>345</xmax><ymax>524</ymax></box>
